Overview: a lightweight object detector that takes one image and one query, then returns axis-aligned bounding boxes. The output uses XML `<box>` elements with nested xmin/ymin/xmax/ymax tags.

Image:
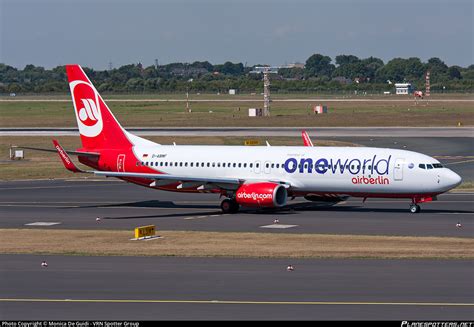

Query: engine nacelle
<box><xmin>235</xmin><ymin>182</ymin><xmax>287</xmax><ymax>208</ymax></box>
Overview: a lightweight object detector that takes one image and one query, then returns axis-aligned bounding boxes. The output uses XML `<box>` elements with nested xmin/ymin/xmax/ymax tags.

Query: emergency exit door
<box><xmin>394</xmin><ymin>158</ymin><xmax>404</xmax><ymax>181</ymax></box>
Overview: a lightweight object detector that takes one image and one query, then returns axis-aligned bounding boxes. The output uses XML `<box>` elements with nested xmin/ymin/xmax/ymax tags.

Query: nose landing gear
<box><xmin>409</xmin><ymin>203</ymin><xmax>421</xmax><ymax>213</ymax></box>
<box><xmin>409</xmin><ymin>196</ymin><xmax>436</xmax><ymax>213</ymax></box>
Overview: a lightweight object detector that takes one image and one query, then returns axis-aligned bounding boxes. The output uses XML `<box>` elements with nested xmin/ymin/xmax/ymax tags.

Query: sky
<box><xmin>0</xmin><ymin>0</ymin><xmax>472</xmax><ymax>70</ymax></box>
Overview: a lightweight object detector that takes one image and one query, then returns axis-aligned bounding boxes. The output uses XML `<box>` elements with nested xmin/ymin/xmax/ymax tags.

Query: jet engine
<box><xmin>235</xmin><ymin>182</ymin><xmax>287</xmax><ymax>208</ymax></box>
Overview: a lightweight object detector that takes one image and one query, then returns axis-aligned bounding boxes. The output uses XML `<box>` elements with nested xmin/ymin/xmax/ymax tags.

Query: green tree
<box><xmin>216</xmin><ymin>62</ymin><xmax>244</xmax><ymax>76</ymax></box>
<box><xmin>375</xmin><ymin>57</ymin><xmax>423</xmax><ymax>83</ymax></box>
<box><xmin>7</xmin><ymin>83</ymin><xmax>22</xmax><ymax>93</ymax></box>
<box><xmin>305</xmin><ymin>54</ymin><xmax>334</xmax><ymax>77</ymax></box>
<box><xmin>426</xmin><ymin>57</ymin><xmax>449</xmax><ymax>83</ymax></box>
<box><xmin>448</xmin><ymin>66</ymin><xmax>462</xmax><ymax>80</ymax></box>
<box><xmin>278</xmin><ymin>67</ymin><xmax>304</xmax><ymax>79</ymax></box>
<box><xmin>125</xmin><ymin>78</ymin><xmax>144</xmax><ymax>91</ymax></box>
<box><xmin>426</xmin><ymin>57</ymin><xmax>448</xmax><ymax>74</ymax></box>
<box><xmin>190</xmin><ymin>61</ymin><xmax>213</xmax><ymax>71</ymax></box>
<box><xmin>335</xmin><ymin>55</ymin><xmax>360</xmax><ymax>66</ymax></box>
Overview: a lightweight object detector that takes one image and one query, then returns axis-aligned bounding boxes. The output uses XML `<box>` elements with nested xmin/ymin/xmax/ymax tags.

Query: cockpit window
<box><xmin>419</xmin><ymin>163</ymin><xmax>443</xmax><ymax>170</ymax></box>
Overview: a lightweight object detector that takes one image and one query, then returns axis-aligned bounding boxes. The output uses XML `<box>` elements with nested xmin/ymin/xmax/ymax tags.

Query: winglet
<box><xmin>301</xmin><ymin>130</ymin><xmax>314</xmax><ymax>147</ymax></box>
<box><xmin>52</xmin><ymin>139</ymin><xmax>84</xmax><ymax>173</ymax></box>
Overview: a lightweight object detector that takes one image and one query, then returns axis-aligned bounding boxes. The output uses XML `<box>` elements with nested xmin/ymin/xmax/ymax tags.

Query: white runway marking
<box><xmin>184</xmin><ymin>214</ymin><xmax>227</xmax><ymax>220</ymax></box>
<box><xmin>260</xmin><ymin>224</ymin><xmax>298</xmax><ymax>229</ymax></box>
<box><xmin>25</xmin><ymin>222</ymin><xmax>61</xmax><ymax>226</ymax></box>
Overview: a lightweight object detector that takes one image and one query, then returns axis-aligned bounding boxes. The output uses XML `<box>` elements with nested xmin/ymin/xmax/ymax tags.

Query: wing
<box><xmin>12</xmin><ymin>144</ymin><xmax>100</xmax><ymax>157</ymax></box>
<box><xmin>94</xmin><ymin>170</ymin><xmax>292</xmax><ymax>190</ymax></box>
<box><xmin>95</xmin><ymin>170</ymin><xmax>242</xmax><ymax>190</ymax></box>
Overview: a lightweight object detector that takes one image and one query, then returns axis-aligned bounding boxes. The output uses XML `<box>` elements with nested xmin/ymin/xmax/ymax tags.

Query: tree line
<box><xmin>0</xmin><ymin>53</ymin><xmax>472</xmax><ymax>94</ymax></box>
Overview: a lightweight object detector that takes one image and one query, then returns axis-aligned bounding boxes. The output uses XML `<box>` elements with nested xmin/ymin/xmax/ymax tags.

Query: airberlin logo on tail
<box><xmin>78</xmin><ymin>99</ymin><xmax>99</xmax><ymax>122</ymax></box>
<box><xmin>70</xmin><ymin>80</ymin><xmax>103</xmax><ymax>137</ymax></box>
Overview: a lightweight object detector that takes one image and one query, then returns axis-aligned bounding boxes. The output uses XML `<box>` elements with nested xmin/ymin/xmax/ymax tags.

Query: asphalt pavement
<box><xmin>0</xmin><ymin>255</ymin><xmax>472</xmax><ymax>320</ymax></box>
<box><xmin>0</xmin><ymin>179</ymin><xmax>472</xmax><ymax>237</ymax></box>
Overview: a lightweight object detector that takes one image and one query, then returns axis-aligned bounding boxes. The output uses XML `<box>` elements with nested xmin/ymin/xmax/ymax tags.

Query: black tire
<box><xmin>221</xmin><ymin>199</ymin><xmax>232</xmax><ymax>213</ymax></box>
<box><xmin>409</xmin><ymin>204</ymin><xmax>421</xmax><ymax>213</ymax></box>
<box><xmin>229</xmin><ymin>200</ymin><xmax>240</xmax><ymax>213</ymax></box>
<box><xmin>221</xmin><ymin>199</ymin><xmax>240</xmax><ymax>213</ymax></box>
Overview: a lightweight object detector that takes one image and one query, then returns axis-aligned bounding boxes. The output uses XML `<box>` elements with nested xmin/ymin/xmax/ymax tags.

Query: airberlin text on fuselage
<box><xmin>284</xmin><ymin>155</ymin><xmax>392</xmax><ymax>185</ymax></box>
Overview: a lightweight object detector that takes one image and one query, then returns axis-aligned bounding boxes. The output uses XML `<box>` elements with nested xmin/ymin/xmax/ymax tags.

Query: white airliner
<box><xmin>51</xmin><ymin>65</ymin><xmax>461</xmax><ymax>214</ymax></box>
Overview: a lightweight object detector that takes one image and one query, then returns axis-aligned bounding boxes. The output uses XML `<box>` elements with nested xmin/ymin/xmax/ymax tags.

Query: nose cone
<box><xmin>445</xmin><ymin>169</ymin><xmax>462</xmax><ymax>189</ymax></box>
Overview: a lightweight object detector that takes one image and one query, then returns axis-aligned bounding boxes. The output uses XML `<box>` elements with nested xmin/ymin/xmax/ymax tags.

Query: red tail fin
<box><xmin>66</xmin><ymin>65</ymin><xmax>132</xmax><ymax>150</ymax></box>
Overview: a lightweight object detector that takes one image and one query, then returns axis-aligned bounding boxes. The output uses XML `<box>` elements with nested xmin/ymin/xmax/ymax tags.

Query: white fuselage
<box><xmin>132</xmin><ymin>145</ymin><xmax>462</xmax><ymax>197</ymax></box>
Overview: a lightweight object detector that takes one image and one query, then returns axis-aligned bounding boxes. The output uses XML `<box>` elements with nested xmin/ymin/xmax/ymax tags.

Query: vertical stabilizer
<box><xmin>66</xmin><ymin>65</ymin><xmax>132</xmax><ymax>150</ymax></box>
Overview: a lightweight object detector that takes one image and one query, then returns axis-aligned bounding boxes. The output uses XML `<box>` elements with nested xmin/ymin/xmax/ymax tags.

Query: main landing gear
<box><xmin>409</xmin><ymin>203</ymin><xmax>421</xmax><ymax>214</ymax></box>
<box><xmin>220</xmin><ymin>198</ymin><xmax>240</xmax><ymax>213</ymax></box>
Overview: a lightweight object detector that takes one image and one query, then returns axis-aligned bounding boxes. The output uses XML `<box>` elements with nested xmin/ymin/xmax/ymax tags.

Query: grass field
<box><xmin>0</xmin><ymin>135</ymin><xmax>357</xmax><ymax>180</ymax></box>
<box><xmin>0</xmin><ymin>229</ymin><xmax>472</xmax><ymax>259</ymax></box>
<box><xmin>1</xmin><ymin>96</ymin><xmax>473</xmax><ymax>127</ymax></box>
<box><xmin>4</xmin><ymin>92</ymin><xmax>474</xmax><ymax>100</ymax></box>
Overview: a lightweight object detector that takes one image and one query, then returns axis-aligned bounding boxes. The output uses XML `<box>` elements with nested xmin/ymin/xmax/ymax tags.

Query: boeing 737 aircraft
<box><xmin>50</xmin><ymin>65</ymin><xmax>461</xmax><ymax>214</ymax></box>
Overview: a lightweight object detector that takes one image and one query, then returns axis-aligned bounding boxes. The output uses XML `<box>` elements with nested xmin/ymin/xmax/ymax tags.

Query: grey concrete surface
<box><xmin>0</xmin><ymin>180</ymin><xmax>472</xmax><ymax>237</ymax></box>
<box><xmin>0</xmin><ymin>255</ymin><xmax>472</xmax><ymax>320</ymax></box>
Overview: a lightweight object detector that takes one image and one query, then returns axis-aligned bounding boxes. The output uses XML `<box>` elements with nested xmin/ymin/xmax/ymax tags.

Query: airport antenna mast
<box><xmin>425</xmin><ymin>71</ymin><xmax>431</xmax><ymax>97</ymax></box>
<box><xmin>250</xmin><ymin>66</ymin><xmax>279</xmax><ymax>117</ymax></box>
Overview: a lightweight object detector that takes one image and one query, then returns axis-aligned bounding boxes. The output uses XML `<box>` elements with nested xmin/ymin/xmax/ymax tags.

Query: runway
<box><xmin>1</xmin><ymin>133</ymin><xmax>473</xmax><ymax>320</ymax></box>
<box><xmin>0</xmin><ymin>255</ymin><xmax>472</xmax><ymax>320</ymax></box>
<box><xmin>0</xmin><ymin>179</ymin><xmax>472</xmax><ymax>237</ymax></box>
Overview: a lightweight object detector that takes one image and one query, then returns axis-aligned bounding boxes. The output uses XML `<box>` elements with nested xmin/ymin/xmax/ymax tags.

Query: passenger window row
<box><xmin>137</xmin><ymin>161</ymin><xmax>272</xmax><ymax>168</ymax></box>
<box><xmin>136</xmin><ymin>161</ymin><xmax>377</xmax><ymax>171</ymax></box>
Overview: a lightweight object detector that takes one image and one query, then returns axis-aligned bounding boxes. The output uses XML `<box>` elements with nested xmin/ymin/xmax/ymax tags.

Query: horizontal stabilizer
<box><xmin>11</xmin><ymin>145</ymin><xmax>100</xmax><ymax>157</ymax></box>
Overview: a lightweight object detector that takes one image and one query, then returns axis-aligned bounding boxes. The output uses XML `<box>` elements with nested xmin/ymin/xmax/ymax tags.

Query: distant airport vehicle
<box><xmin>414</xmin><ymin>91</ymin><xmax>424</xmax><ymax>98</ymax></box>
<box><xmin>44</xmin><ymin>65</ymin><xmax>462</xmax><ymax>214</ymax></box>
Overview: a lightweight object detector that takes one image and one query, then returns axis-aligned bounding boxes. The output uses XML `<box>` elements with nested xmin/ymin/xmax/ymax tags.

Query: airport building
<box><xmin>395</xmin><ymin>83</ymin><xmax>413</xmax><ymax>95</ymax></box>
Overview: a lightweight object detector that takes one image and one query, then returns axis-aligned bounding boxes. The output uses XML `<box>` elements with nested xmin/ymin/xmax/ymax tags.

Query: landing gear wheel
<box><xmin>221</xmin><ymin>199</ymin><xmax>240</xmax><ymax>213</ymax></box>
<box><xmin>230</xmin><ymin>201</ymin><xmax>240</xmax><ymax>213</ymax></box>
<box><xmin>409</xmin><ymin>204</ymin><xmax>421</xmax><ymax>213</ymax></box>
